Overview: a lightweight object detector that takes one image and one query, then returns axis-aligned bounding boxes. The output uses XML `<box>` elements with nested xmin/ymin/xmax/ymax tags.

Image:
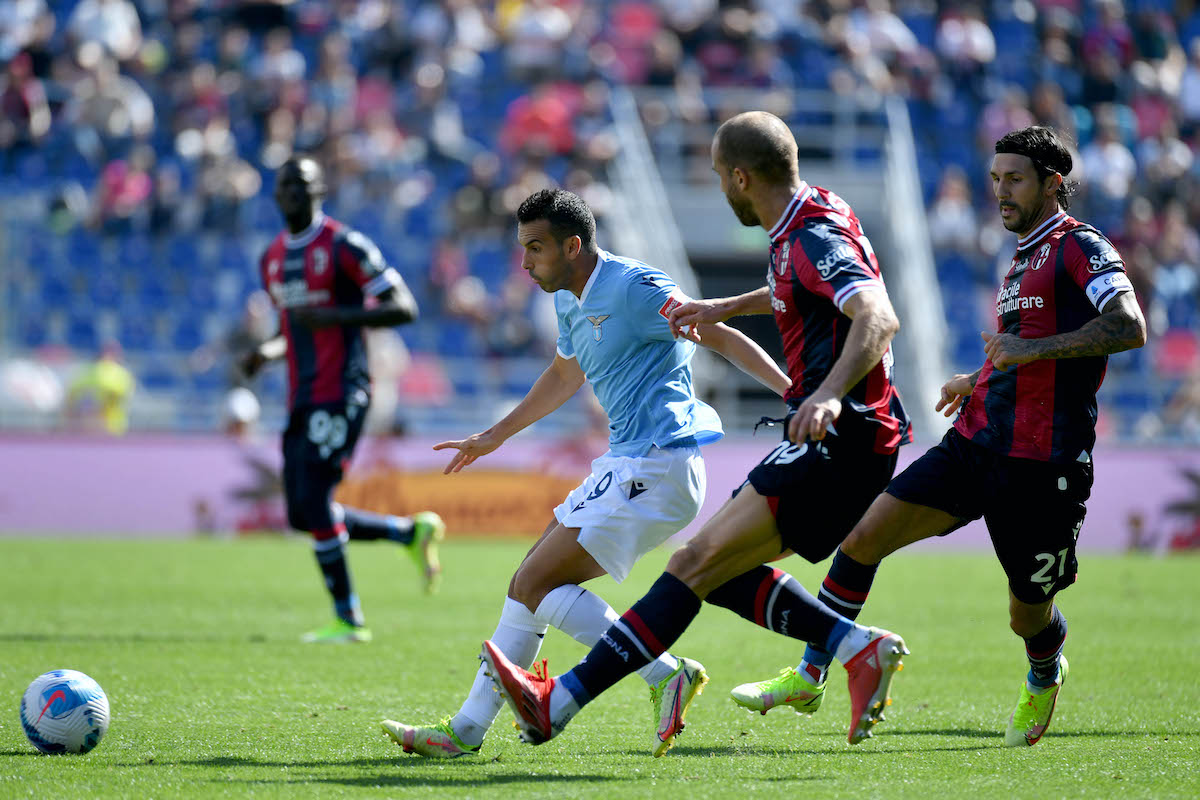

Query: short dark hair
<box><xmin>994</xmin><ymin>126</ymin><xmax>1078</xmax><ymax>210</ymax></box>
<box><xmin>516</xmin><ymin>189</ymin><xmax>597</xmax><ymax>251</ymax></box>
<box><xmin>714</xmin><ymin>112</ymin><xmax>798</xmax><ymax>185</ymax></box>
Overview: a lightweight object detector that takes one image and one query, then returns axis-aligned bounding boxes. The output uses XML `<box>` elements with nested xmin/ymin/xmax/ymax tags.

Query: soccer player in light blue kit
<box><xmin>382</xmin><ymin>189</ymin><xmax>791</xmax><ymax>758</ymax></box>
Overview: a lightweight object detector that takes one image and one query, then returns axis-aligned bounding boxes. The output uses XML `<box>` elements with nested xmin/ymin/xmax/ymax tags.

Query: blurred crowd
<box><xmin>1</xmin><ymin>0</ymin><xmax>1198</xmax><ymax>440</ymax></box>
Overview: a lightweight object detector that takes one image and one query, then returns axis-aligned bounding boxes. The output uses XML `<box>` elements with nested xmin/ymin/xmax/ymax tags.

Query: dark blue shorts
<box><xmin>886</xmin><ymin>428</ymin><xmax>1092</xmax><ymax>604</ymax></box>
<box><xmin>739</xmin><ymin>421</ymin><xmax>897</xmax><ymax>564</ymax></box>
<box><xmin>282</xmin><ymin>401</ymin><xmax>368</xmax><ymax>504</ymax></box>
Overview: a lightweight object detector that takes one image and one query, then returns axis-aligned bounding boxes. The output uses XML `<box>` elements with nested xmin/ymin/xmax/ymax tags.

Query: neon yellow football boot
<box><xmin>381</xmin><ymin>717</ymin><xmax>480</xmax><ymax>758</ymax></box>
<box><xmin>408</xmin><ymin>511</ymin><xmax>445</xmax><ymax>594</ymax></box>
<box><xmin>730</xmin><ymin>665</ymin><xmax>825</xmax><ymax>715</ymax></box>
<box><xmin>301</xmin><ymin>618</ymin><xmax>372</xmax><ymax>643</ymax></box>
<box><xmin>1005</xmin><ymin>655</ymin><xmax>1068</xmax><ymax>746</ymax></box>
<box><xmin>650</xmin><ymin>657</ymin><xmax>709</xmax><ymax>757</ymax></box>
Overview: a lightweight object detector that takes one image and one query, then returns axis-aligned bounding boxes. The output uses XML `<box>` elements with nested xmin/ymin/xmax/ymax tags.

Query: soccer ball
<box><xmin>19</xmin><ymin>670</ymin><xmax>110</xmax><ymax>754</ymax></box>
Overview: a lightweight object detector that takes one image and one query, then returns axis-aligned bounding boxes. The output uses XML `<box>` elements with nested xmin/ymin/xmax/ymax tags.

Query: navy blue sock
<box><xmin>705</xmin><ymin>565</ymin><xmax>844</xmax><ymax>645</ymax></box>
<box><xmin>560</xmin><ymin>573</ymin><xmax>701</xmax><ymax>707</ymax></box>
<box><xmin>314</xmin><ymin>537</ymin><xmax>362</xmax><ymax>626</ymax></box>
<box><xmin>1025</xmin><ymin>606</ymin><xmax>1067</xmax><ymax>687</ymax></box>
<box><xmin>338</xmin><ymin>505</ymin><xmax>414</xmax><ymax>544</ymax></box>
<box><xmin>803</xmin><ymin>549</ymin><xmax>879</xmax><ymax>671</ymax></box>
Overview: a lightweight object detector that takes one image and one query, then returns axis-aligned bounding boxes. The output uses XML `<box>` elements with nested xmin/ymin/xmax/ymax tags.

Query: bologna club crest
<box><xmin>1030</xmin><ymin>243</ymin><xmax>1052</xmax><ymax>271</ymax></box>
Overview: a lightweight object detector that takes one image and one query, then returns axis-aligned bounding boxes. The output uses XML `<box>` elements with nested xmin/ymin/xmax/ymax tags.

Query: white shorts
<box><xmin>554</xmin><ymin>446</ymin><xmax>706</xmax><ymax>583</ymax></box>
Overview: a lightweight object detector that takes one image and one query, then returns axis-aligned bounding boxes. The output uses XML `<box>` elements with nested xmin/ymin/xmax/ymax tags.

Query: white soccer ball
<box><xmin>20</xmin><ymin>670</ymin><xmax>110</xmax><ymax>754</ymax></box>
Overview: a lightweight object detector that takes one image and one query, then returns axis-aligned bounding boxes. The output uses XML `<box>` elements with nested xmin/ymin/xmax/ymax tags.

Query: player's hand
<box><xmin>239</xmin><ymin>349</ymin><xmax>266</xmax><ymax>378</ymax></box>
<box><xmin>981</xmin><ymin>331</ymin><xmax>1040</xmax><ymax>371</ymax></box>
<box><xmin>935</xmin><ymin>373</ymin><xmax>976</xmax><ymax>417</ymax></box>
<box><xmin>667</xmin><ymin>299</ymin><xmax>728</xmax><ymax>342</ymax></box>
<box><xmin>787</xmin><ymin>387</ymin><xmax>841</xmax><ymax>444</ymax></box>
<box><xmin>432</xmin><ymin>431</ymin><xmax>504</xmax><ymax>474</ymax></box>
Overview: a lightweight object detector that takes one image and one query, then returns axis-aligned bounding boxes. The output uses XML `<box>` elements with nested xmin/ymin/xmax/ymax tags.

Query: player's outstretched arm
<box><xmin>240</xmin><ymin>334</ymin><xmax>287</xmax><ymax>378</ymax></box>
<box><xmin>981</xmin><ymin>292</ymin><xmax>1147</xmax><ymax>371</ymax></box>
<box><xmin>694</xmin><ymin>322</ymin><xmax>791</xmax><ymax>396</ymax></box>
<box><xmin>432</xmin><ymin>354</ymin><xmax>586</xmax><ymax>474</ymax></box>
<box><xmin>291</xmin><ymin>286</ymin><xmax>418</xmax><ymax>330</ymax></box>
<box><xmin>788</xmin><ymin>289</ymin><xmax>900</xmax><ymax>444</ymax></box>
<box><xmin>668</xmin><ymin>287</ymin><xmax>773</xmax><ymax>341</ymax></box>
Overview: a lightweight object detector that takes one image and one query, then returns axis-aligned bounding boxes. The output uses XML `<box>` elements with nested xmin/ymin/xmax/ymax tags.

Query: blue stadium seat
<box><xmin>18</xmin><ymin>315</ymin><xmax>49</xmax><ymax>349</ymax></box>
<box><xmin>171</xmin><ymin>317</ymin><xmax>207</xmax><ymax>351</ymax></box>
<box><xmin>119</xmin><ymin>314</ymin><xmax>156</xmax><ymax>353</ymax></box>
<box><xmin>138</xmin><ymin>361</ymin><xmax>180</xmax><ymax>391</ymax></box>
<box><xmin>65</xmin><ymin>312</ymin><xmax>98</xmax><ymax>352</ymax></box>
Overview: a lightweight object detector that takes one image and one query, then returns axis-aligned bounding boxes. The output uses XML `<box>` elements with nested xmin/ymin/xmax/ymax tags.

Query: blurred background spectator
<box><xmin>64</xmin><ymin>341</ymin><xmax>134</xmax><ymax>435</ymax></box>
<box><xmin>0</xmin><ymin>0</ymin><xmax>1194</xmax><ymax>444</ymax></box>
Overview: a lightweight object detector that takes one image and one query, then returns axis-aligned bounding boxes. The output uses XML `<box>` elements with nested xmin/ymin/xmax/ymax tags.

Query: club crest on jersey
<box><xmin>312</xmin><ymin>247</ymin><xmax>329</xmax><ymax>275</ymax></box>
<box><xmin>586</xmin><ymin>314</ymin><xmax>611</xmax><ymax>341</ymax></box>
<box><xmin>776</xmin><ymin>241</ymin><xmax>790</xmax><ymax>275</ymax></box>
<box><xmin>1030</xmin><ymin>243</ymin><xmax>1052</xmax><ymax>271</ymax></box>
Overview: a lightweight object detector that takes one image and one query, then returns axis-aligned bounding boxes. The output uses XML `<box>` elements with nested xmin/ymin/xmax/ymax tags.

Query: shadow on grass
<box><xmin>631</xmin><ymin>741</ymin><xmax>992</xmax><ymax>758</ymax></box>
<box><xmin>0</xmin><ymin>750</ymin><xmax>45</xmax><ymax>757</ymax></box>
<box><xmin>302</xmin><ymin>772</ymin><xmax>621</xmax><ymax>789</ymax></box>
<box><xmin>0</xmin><ymin>632</ymin><xmax>265</xmax><ymax>644</ymax></box>
<box><xmin>117</xmin><ymin>756</ymin><xmax>408</xmax><ymax>769</ymax></box>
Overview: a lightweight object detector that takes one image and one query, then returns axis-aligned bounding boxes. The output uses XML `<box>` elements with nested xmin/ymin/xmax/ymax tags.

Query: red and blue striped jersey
<box><xmin>768</xmin><ymin>183</ymin><xmax>911</xmax><ymax>455</ymax></box>
<box><xmin>954</xmin><ymin>211</ymin><xmax>1134</xmax><ymax>463</ymax></box>
<box><xmin>259</xmin><ymin>214</ymin><xmax>404</xmax><ymax>409</ymax></box>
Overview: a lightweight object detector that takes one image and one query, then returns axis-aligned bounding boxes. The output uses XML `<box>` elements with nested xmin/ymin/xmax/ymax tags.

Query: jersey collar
<box><xmin>285</xmin><ymin>212</ymin><xmax>327</xmax><ymax>249</ymax></box>
<box><xmin>1016</xmin><ymin>210</ymin><xmax>1067</xmax><ymax>251</ymax></box>
<box><xmin>575</xmin><ymin>250</ymin><xmax>606</xmax><ymax>305</ymax></box>
<box><xmin>768</xmin><ymin>182</ymin><xmax>815</xmax><ymax>244</ymax></box>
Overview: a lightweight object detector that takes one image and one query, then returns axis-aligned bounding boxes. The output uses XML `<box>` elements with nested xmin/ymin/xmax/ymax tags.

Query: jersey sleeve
<box><xmin>792</xmin><ymin>224</ymin><xmax>886</xmax><ymax>312</ymax></box>
<box><xmin>1065</xmin><ymin>228</ymin><xmax>1134</xmax><ymax>311</ymax></box>
<box><xmin>335</xmin><ymin>229</ymin><xmax>407</xmax><ymax>299</ymax></box>
<box><xmin>626</xmin><ymin>269</ymin><xmax>690</xmax><ymax>342</ymax></box>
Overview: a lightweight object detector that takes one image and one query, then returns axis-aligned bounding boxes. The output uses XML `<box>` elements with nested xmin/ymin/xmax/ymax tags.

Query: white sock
<box><xmin>548</xmin><ymin>681</ymin><xmax>582</xmax><ymax>732</ymax></box>
<box><xmin>834</xmin><ymin>624</ymin><xmax>876</xmax><ymax>664</ymax></box>
<box><xmin>797</xmin><ymin>659</ymin><xmax>829</xmax><ymax>685</ymax></box>
<box><xmin>535</xmin><ymin>585</ymin><xmax>679</xmax><ymax>686</ymax></box>
<box><xmin>452</xmin><ymin>597</ymin><xmax>547</xmax><ymax>747</ymax></box>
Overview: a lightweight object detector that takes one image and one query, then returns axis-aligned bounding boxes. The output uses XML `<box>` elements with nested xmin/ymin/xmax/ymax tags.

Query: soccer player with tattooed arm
<box><xmin>743</xmin><ymin>125</ymin><xmax>1147</xmax><ymax>747</ymax></box>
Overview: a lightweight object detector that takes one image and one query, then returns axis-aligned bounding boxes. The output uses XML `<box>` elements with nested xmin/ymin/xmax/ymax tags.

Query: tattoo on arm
<box><xmin>1034</xmin><ymin>293</ymin><xmax>1147</xmax><ymax>360</ymax></box>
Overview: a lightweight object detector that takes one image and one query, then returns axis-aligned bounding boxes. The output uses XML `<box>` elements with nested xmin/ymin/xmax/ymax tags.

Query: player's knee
<box><xmin>1008</xmin><ymin>603</ymin><xmax>1052</xmax><ymax>638</ymax></box>
<box><xmin>507</xmin><ymin>565</ymin><xmax>548</xmax><ymax>614</ymax></box>
<box><xmin>286</xmin><ymin>501</ymin><xmax>310</xmax><ymax>533</ymax></box>
<box><xmin>840</xmin><ymin>522</ymin><xmax>884</xmax><ymax>564</ymax></box>
<box><xmin>666</xmin><ymin>539</ymin><xmax>715</xmax><ymax>584</ymax></box>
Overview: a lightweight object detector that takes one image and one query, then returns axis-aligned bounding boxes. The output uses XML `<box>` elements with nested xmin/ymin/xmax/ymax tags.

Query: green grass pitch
<box><xmin>1</xmin><ymin>537</ymin><xmax>1198</xmax><ymax>799</ymax></box>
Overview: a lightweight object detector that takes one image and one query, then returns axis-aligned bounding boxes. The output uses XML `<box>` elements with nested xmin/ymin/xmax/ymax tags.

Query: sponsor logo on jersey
<box><xmin>270</xmin><ymin>279</ymin><xmax>331</xmax><ymax>308</ymax></box>
<box><xmin>996</xmin><ymin>280</ymin><xmax>1044</xmax><ymax>316</ymax></box>
<box><xmin>814</xmin><ymin>244</ymin><xmax>856</xmax><ymax>279</ymax></box>
<box><xmin>1077</xmin><ymin>230</ymin><xmax>1124</xmax><ymax>272</ymax></box>
<box><xmin>1030</xmin><ymin>243</ymin><xmax>1052</xmax><ymax>271</ymax></box>
<box><xmin>1088</xmin><ymin>250</ymin><xmax>1123</xmax><ymax>273</ymax></box>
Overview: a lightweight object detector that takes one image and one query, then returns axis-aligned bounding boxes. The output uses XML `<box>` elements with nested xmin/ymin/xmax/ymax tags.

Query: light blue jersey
<box><xmin>555</xmin><ymin>249</ymin><xmax>723</xmax><ymax>457</ymax></box>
